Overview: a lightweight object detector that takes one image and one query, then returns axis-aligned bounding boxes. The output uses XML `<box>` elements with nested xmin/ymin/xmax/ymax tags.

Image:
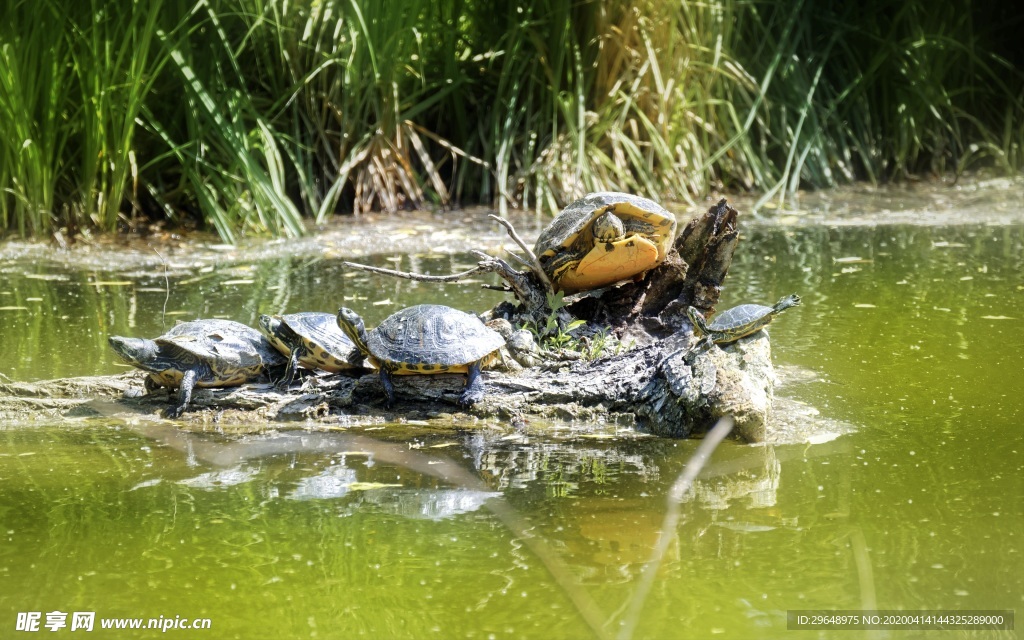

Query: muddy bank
<box><xmin>2</xmin><ymin>174</ymin><xmax>1020</xmax><ymax>275</ymax></box>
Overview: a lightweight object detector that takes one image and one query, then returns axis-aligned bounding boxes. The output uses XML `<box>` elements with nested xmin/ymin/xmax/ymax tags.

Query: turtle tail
<box><xmin>774</xmin><ymin>294</ymin><xmax>802</xmax><ymax>312</ymax></box>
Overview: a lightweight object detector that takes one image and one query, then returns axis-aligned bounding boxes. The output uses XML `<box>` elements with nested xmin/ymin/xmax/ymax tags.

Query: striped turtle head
<box><xmin>336</xmin><ymin>307</ymin><xmax>371</xmax><ymax>358</ymax></box>
<box><xmin>686</xmin><ymin>307</ymin><xmax>710</xmax><ymax>337</ymax></box>
<box><xmin>109</xmin><ymin>335</ymin><xmax>161</xmax><ymax>370</ymax></box>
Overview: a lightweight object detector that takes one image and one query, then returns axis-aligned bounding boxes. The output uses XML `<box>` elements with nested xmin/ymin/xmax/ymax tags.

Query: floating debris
<box><xmin>833</xmin><ymin>256</ymin><xmax>872</xmax><ymax>264</ymax></box>
<box><xmin>712</xmin><ymin>521</ymin><xmax>777</xmax><ymax>533</ymax></box>
<box><xmin>346</xmin><ymin>482</ymin><xmax>403</xmax><ymax>491</ymax></box>
<box><xmin>177</xmin><ymin>467</ymin><xmax>259</xmax><ymax>489</ymax></box>
<box><xmin>129</xmin><ymin>478</ymin><xmax>163</xmax><ymax>491</ymax></box>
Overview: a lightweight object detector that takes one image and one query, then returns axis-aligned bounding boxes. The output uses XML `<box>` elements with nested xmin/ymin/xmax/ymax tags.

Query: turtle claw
<box><xmin>379</xmin><ymin>369</ymin><xmax>397</xmax><ymax>410</ymax></box>
<box><xmin>457</xmin><ymin>388</ymin><xmax>484</xmax><ymax>407</ymax></box>
<box><xmin>458</xmin><ymin>362</ymin><xmax>486</xmax><ymax>407</ymax></box>
<box><xmin>164</xmin><ymin>405</ymin><xmax>185</xmax><ymax>419</ymax></box>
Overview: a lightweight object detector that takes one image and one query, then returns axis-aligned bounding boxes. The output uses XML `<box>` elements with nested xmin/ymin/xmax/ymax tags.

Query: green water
<box><xmin>1</xmin><ymin>220</ymin><xmax>1022</xmax><ymax>638</ymax></box>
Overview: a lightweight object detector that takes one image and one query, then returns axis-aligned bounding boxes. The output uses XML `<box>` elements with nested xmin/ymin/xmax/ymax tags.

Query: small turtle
<box><xmin>336</xmin><ymin>304</ymin><xmax>505</xmax><ymax>408</ymax></box>
<box><xmin>258</xmin><ymin>312</ymin><xmax>361</xmax><ymax>388</ymax></box>
<box><xmin>486</xmin><ymin>318</ymin><xmax>541</xmax><ymax>369</ymax></box>
<box><xmin>109</xmin><ymin>319</ymin><xmax>286</xmax><ymax>418</ymax></box>
<box><xmin>688</xmin><ymin>294</ymin><xmax>801</xmax><ymax>345</ymax></box>
<box><xmin>534</xmin><ymin>192</ymin><xmax>677</xmax><ymax>294</ymax></box>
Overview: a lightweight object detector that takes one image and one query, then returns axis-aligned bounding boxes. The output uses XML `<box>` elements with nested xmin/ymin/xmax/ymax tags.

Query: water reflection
<box><xmin>286</xmin><ymin>463</ymin><xmax>359</xmax><ymax>501</ymax></box>
<box><xmin>2</xmin><ymin>214</ymin><xmax>1023</xmax><ymax>637</ymax></box>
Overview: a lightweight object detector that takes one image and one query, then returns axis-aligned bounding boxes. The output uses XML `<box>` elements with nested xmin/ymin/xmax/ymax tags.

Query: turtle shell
<box><xmin>533</xmin><ymin>192</ymin><xmax>677</xmax><ymax>293</ymax></box>
<box><xmin>367</xmin><ymin>304</ymin><xmax>504</xmax><ymax>374</ymax></box>
<box><xmin>268</xmin><ymin>312</ymin><xmax>358</xmax><ymax>372</ymax></box>
<box><xmin>145</xmin><ymin>319</ymin><xmax>285</xmax><ymax>388</ymax></box>
<box><xmin>707</xmin><ymin>304</ymin><xmax>775</xmax><ymax>334</ymax></box>
<box><xmin>110</xmin><ymin>317</ymin><xmax>284</xmax><ymax>387</ymax></box>
<box><xmin>706</xmin><ymin>294</ymin><xmax>801</xmax><ymax>341</ymax></box>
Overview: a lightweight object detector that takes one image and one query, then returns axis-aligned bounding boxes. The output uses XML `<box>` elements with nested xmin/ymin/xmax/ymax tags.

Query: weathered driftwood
<box><xmin>0</xmin><ymin>331</ymin><xmax>773</xmax><ymax>442</ymax></box>
<box><xmin>0</xmin><ymin>199</ymin><xmax>778</xmax><ymax>442</ymax></box>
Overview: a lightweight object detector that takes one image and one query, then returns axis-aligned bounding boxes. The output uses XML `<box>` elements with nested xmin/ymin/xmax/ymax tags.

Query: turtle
<box><xmin>258</xmin><ymin>312</ymin><xmax>361</xmax><ymax>388</ymax></box>
<box><xmin>108</xmin><ymin>319</ymin><xmax>286</xmax><ymax>418</ymax></box>
<box><xmin>486</xmin><ymin>317</ymin><xmax>542</xmax><ymax>369</ymax></box>
<box><xmin>687</xmin><ymin>294</ymin><xmax>802</xmax><ymax>345</ymax></box>
<box><xmin>336</xmin><ymin>304</ymin><xmax>505</xmax><ymax>408</ymax></box>
<box><xmin>534</xmin><ymin>192</ymin><xmax>677</xmax><ymax>294</ymax></box>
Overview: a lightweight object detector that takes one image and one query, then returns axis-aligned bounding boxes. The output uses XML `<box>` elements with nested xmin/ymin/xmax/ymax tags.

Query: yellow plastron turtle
<box><xmin>108</xmin><ymin>319</ymin><xmax>286</xmax><ymax>418</ymax></box>
<box><xmin>259</xmin><ymin>312</ymin><xmax>361</xmax><ymax>388</ymax></box>
<box><xmin>687</xmin><ymin>294</ymin><xmax>801</xmax><ymax>345</ymax></box>
<box><xmin>336</xmin><ymin>305</ymin><xmax>505</xmax><ymax>408</ymax></box>
<box><xmin>534</xmin><ymin>192</ymin><xmax>677</xmax><ymax>294</ymax></box>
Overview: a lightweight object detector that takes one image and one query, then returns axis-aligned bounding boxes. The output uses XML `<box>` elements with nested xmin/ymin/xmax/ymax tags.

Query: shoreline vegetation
<box><xmin>1</xmin><ymin>0</ymin><xmax>1022</xmax><ymax>242</ymax></box>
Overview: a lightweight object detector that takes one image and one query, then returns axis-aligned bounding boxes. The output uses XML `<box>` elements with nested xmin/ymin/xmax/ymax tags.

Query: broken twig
<box><xmin>341</xmin><ymin>261</ymin><xmax>486</xmax><ymax>282</ymax></box>
<box><xmin>488</xmin><ymin>214</ymin><xmax>553</xmax><ymax>293</ymax></box>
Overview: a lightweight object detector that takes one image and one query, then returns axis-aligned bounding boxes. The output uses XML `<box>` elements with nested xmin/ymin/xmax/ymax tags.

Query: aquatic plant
<box><xmin>0</xmin><ymin>0</ymin><xmax>1020</xmax><ymax>240</ymax></box>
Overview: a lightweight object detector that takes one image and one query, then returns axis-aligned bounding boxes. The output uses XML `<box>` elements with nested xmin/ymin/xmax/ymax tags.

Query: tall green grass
<box><xmin>0</xmin><ymin>1</ymin><xmax>71</xmax><ymax>236</ymax></box>
<box><xmin>0</xmin><ymin>0</ymin><xmax>1021</xmax><ymax>241</ymax></box>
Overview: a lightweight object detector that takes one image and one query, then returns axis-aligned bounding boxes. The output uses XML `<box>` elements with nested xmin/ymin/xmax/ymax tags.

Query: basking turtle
<box><xmin>336</xmin><ymin>304</ymin><xmax>505</xmax><ymax>408</ymax></box>
<box><xmin>688</xmin><ymin>294</ymin><xmax>801</xmax><ymax>345</ymax></box>
<box><xmin>534</xmin><ymin>192</ymin><xmax>677</xmax><ymax>294</ymax></box>
<box><xmin>258</xmin><ymin>312</ymin><xmax>361</xmax><ymax>388</ymax></box>
<box><xmin>108</xmin><ymin>319</ymin><xmax>286</xmax><ymax>418</ymax></box>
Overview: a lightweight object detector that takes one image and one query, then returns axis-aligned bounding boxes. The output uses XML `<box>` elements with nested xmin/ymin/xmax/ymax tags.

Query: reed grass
<box><xmin>0</xmin><ymin>0</ymin><xmax>1020</xmax><ymax>241</ymax></box>
<box><xmin>0</xmin><ymin>1</ymin><xmax>72</xmax><ymax>236</ymax></box>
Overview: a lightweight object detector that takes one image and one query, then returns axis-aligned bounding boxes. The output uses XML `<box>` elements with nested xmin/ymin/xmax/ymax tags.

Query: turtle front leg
<box><xmin>379</xmin><ymin>368</ymin><xmax>397</xmax><ymax>409</ymax></box>
<box><xmin>166</xmin><ymin>370</ymin><xmax>197</xmax><ymax>419</ymax></box>
<box><xmin>458</xmin><ymin>361</ymin><xmax>486</xmax><ymax>407</ymax></box>
<box><xmin>276</xmin><ymin>349</ymin><xmax>301</xmax><ymax>390</ymax></box>
<box><xmin>347</xmin><ymin>348</ymin><xmax>367</xmax><ymax>368</ymax></box>
<box><xmin>144</xmin><ymin>375</ymin><xmax>162</xmax><ymax>396</ymax></box>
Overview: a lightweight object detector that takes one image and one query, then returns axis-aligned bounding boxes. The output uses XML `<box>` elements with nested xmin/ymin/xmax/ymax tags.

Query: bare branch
<box><xmin>489</xmin><ymin>214</ymin><xmax>554</xmax><ymax>293</ymax></box>
<box><xmin>342</xmin><ymin>261</ymin><xmax>486</xmax><ymax>283</ymax></box>
<box><xmin>502</xmin><ymin>249</ymin><xmax>534</xmax><ymax>270</ymax></box>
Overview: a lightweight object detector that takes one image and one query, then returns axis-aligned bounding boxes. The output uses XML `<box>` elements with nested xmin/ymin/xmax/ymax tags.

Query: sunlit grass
<box><xmin>0</xmin><ymin>0</ymin><xmax>1020</xmax><ymax>241</ymax></box>
<box><xmin>0</xmin><ymin>1</ymin><xmax>72</xmax><ymax>236</ymax></box>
